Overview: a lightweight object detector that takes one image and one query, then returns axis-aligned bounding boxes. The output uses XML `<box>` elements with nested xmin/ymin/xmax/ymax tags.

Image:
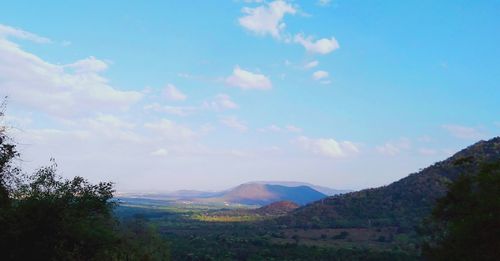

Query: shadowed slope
<box><xmin>279</xmin><ymin>137</ymin><xmax>500</xmax><ymax>229</ymax></box>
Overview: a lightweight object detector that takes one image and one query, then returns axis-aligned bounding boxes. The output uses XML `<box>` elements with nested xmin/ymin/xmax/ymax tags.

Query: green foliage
<box><xmin>279</xmin><ymin>138</ymin><xmax>500</xmax><ymax>232</ymax></box>
<box><xmin>0</xmin><ymin>99</ymin><xmax>19</xmax><ymax>207</ymax></box>
<box><xmin>0</xmin><ymin>161</ymin><xmax>170</xmax><ymax>260</ymax></box>
<box><xmin>0</xmin><ymin>107</ymin><xmax>169</xmax><ymax>260</ymax></box>
<box><xmin>1</xmin><ymin>162</ymin><xmax>117</xmax><ymax>260</ymax></box>
<box><xmin>422</xmin><ymin>161</ymin><xmax>500</xmax><ymax>260</ymax></box>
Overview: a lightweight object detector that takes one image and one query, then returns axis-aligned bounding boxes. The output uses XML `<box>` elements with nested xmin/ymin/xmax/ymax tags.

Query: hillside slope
<box><xmin>249</xmin><ymin>181</ymin><xmax>351</xmax><ymax>196</ymax></box>
<box><xmin>279</xmin><ymin>137</ymin><xmax>500</xmax><ymax>229</ymax></box>
<box><xmin>255</xmin><ymin>200</ymin><xmax>300</xmax><ymax>216</ymax></box>
<box><xmin>204</xmin><ymin>183</ymin><xmax>327</xmax><ymax>206</ymax></box>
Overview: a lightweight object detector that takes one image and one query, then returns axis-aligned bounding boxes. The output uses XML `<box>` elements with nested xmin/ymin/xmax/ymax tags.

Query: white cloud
<box><xmin>377</xmin><ymin>143</ymin><xmax>400</xmax><ymax>156</ymax></box>
<box><xmin>151</xmin><ymin>148</ymin><xmax>169</xmax><ymax>157</ymax></box>
<box><xmin>259</xmin><ymin>124</ymin><xmax>281</xmax><ymax>133</ymax></box>
<box><xmin>296</xmin><ymin>136</ymin><xmax>359</xmax><ymax>158</ymax></box>
<box><xmin>238</xmin><ymin>0</ymin><xmax>296</xmax><ymax>39</ymax></box>
<box><xmin>285</xmin><ymin>125</ymin><xmax>302</xmax><ymax>133</ymax></box>
<box><xmin>144</xmin><ymin>103</ymin><xmax>197</xmax><ymax>116</ymax></box>
<box><xmin>164</xmin><ymin>84</ymin><xmax>187</xmax><ymax>101</ymax></box>
<box><xmin>203</xmin><ymin>94</ymin><xmax>239</xmax><ymax>110</ymax></box>
<box><xmin>376</xmin><ymin>139</ymin><xmax>411</xmax><ymax>156</ymax></box>
<box><xmin>312</xmin><ymin>70</ymin><xmax>329</xmax><ymax>80</ymax></box>
<box><xmin>220</xmin><ymin>116</ymin><xmax>248</xmax><ymax>132</ymax></box>
<box><xmin>304</xmin><ymin>60</ymin><xmax>319</xmax><ymax>69</ymax></box>
<box><xmin>144</xmin><ymin>119</ymin><xmax>196</xmax><ymax>141</ymax></box>
<box><xmin>81</xmin><ymin>115</ymin><xmax>142</xmax><ymax>143</ymax></box>
<box><xmin>66</xmin><ymin>56</ymin><xmax>109</xmax><ymax>73</ymax></box>
<box><xmin>0</xmin><ymin>24</ymin><xmax>52</xmax><ymax>43</ymax></box>
<box><xmin>0</xmin><ymin>28</ymin><xmax>142</xmax><ymax>118</ymax></box>
<box><xmin>442</xmin><ymin>124</ymin><xmax>486</xmax><ymax>140</ymax></box>
<box><xmin>418</xmin><ymin>148</ymin><xmax>437</xmax><ymax>156</ymax></box>
<box><xmin>90</xmin><ymin>114</ymin><xmax>135</xmax><ymax>129</ymax></box>
<box><xmin>294</xmin><ymin>34</ymin><xmax>339</xmax><ymax>55</ymax></box>
<box><xmin>145</xmin><ymin>94</ymin><xmax>237</xmax><ymax>117</ymax></box>
<box><xmin>259</xmin><ymin>124</ymin><xmax>302</xmax><ymax>133</ymax></box>
<box><xmin>225</xmin><ymin>66</ymin><xmax>272</xmax><ymax>90</ymax></box>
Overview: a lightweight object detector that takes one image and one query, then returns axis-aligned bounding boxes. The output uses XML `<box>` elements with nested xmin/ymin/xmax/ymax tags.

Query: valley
<box><xmin>114</xmin><ymin>137</ymin><xmax>500</xmax><ymax>260</ymax></box>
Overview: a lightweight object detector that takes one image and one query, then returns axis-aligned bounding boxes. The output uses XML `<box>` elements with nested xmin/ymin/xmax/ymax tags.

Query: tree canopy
<box><xmin>423</xmin><ymin>160</ymin><xmax>500</xmax><ymax>261</ymax></box>
<box><xmin>0</xmin><ymin>103</ymin><xmax>169</xmax><ymax>260</ymax></box>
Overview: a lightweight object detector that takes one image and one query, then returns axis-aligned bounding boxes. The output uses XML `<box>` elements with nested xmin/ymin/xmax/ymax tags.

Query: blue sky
<box><xmin>1</xmin><ymin>0</ymin><xmax>499</xmax><ymax>192</ymax></box>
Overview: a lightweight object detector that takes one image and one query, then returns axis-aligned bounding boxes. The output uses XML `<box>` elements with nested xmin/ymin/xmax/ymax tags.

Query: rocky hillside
<box><xmin>279</xmin><ymin>137</ymin><xmax>500</xmax><ymax>230</ymax></box>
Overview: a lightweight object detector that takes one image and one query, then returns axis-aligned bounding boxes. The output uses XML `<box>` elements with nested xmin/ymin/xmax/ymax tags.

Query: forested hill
<box><xmin>278</xmin><ymin>137</ymin><xmax>500</xmax><ymax>230</ymax></box>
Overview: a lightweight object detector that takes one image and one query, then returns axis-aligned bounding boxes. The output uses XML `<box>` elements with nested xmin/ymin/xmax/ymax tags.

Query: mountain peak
<box><xmin>219</xmin><ymin>183</ymin><xmax>326</xmax><ymax>206</ymax></box>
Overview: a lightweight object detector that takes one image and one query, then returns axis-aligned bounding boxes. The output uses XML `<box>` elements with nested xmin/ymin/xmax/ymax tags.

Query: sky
<box><xmin>0</xmin><ymin>0</ymin><xmax>499</xmax><ymax>192</ymax></box>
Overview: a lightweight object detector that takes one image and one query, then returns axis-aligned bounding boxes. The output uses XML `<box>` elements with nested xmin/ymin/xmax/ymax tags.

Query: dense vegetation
<box><xmin>279</xmin><ymin>138</ymin><xmax>500</xmax><ymax>231</ymax></box>
<box><xmin>117</xmin><ymin>205</ymin><xmax>418</xmax><ymax>260</ymax></box>
<box><xmin>0</xmin><ymin>105</ymin><xmax>169</xmax><ymax>260</ymax></box>
<box><xmin>422</xmin><ymin>160</ymin><xmax>500</xmax><ymax>260</ymax></box>
<box><xmin>1</xmin><ymin>99</ymin><xmax>498</xmax><ymax>260</ymax></box>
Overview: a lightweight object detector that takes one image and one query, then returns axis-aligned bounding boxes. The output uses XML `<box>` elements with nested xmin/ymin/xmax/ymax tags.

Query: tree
<box><xmin>423</xmin><ymin>161</ymin><xmax>500</xmax><ymax>261</ymax></box>
<box><xmin>0</xmin><ymin>98</ymin><xmax>19</xmax><ymax>207</ymax></box>
<box><xmin>2</xmin><ymin>162</ymin><xmax>121</xmax><ymax>260</ymax></box>
<box><xmin>0</xmin><ymin>102</ymin><xmax>169</xmax><ymax>260</ymax></box>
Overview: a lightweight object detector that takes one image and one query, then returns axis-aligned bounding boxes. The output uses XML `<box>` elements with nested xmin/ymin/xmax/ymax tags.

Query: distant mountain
<box><xmin>201</xmin><ymin>183</ymin><xmax>327</xmax><ymax>206</ymax></box>
<box><xmin>279</xmin><ymin>137</ymin><xmax>500</xmax><ymax>230</ymax></box>
<box><xmin>119</xmin><ymin>183</ymin><xmax>327</xmax><ymax>207</ymax></box>
<box><xmin>248</xmin><ymin>181</ymin><xmax>351</xmax><ymax>196</ymax></box>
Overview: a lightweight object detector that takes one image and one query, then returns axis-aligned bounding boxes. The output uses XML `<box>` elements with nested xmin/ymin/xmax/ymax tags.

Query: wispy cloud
<box><xmin>312</xmin><ymin>70</ymin><xmax>329</xmax><ymax>80</ymax></box>
<box><xmin>294</xmin><ymin>33</ymin><xmax>339</xmax><ymax>55</ymax></box>
<box><xmin>220</xmin><ymin>116</ymin><xmax>248</xmax><ymax>132</ymax></box>
<box><xmin>418</xmin><ymin>148</ymin><xmax>438</xmax><ymax>156</ymax></box>
<box><xmin>164</xmin><ymin>84</ymin><xmax>187</xmax><ymax>101</ymax></box>
<box><xmin>151</xmin><ymin>148</ymin><xmax>169</xmax><ymax>157</ymax></box>
<box><xmin>442</xmin><ymin>124</ymin><xmax>486</xmax><ymax>140</ymax></box>
<box><xmin>376</xmin><ymin>138</ymin><xmax>411</xmax><ymax>156</ymax></box>
<box><xmin>0</xmin><ymin>30</ymin><xmax>142</xmax><ymax>118</ymax></box>
<box><xmin>259</xmin><ymin>124</ymin><xmax>303</xmax><ymax>133</ymax></box>
<box><xmin>304</xmin><ymin>60</ymin><xmax>319</xmax><ymax>69</ymax></box>
<box><xmin>144</xmin><ymin>103</ymin><xmax>197</xmax><ymax>117</ymax></box>
<box><xmin>203</xmin><ymin>94</ymin><xmax>239</xmax><ymax>110</ymax></box>
<box><xmin>0</xmin><ymin>24</ymin><xmax>52</xmax><ymax>43</ymax></box>
<box><xmin>225</xmin><ymin>66</ymin><xmax>272</xmax><ymax>90</ymax></box>
<box><xmin>144</xmin><ymin>119</ymin><xmax>196</xmax><ymax>141</ymax></box>
<box><xmin>296</xmin><ymin>136</ymin><xmax>359</xmax><ymax>158</ymax></box>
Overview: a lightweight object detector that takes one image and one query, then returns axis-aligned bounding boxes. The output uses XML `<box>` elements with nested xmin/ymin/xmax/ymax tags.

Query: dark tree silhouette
<box><xmin>423</xmin><ymin>161</ymin><xmax>500</xmax><ymax>260</ymax></box>
<box><xmin>0</xmin><ymin>101</ymin><xmax>169</xmax><ymax>260</ymax></box>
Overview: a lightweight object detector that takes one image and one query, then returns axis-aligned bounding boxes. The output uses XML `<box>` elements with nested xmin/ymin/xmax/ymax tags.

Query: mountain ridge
<box><xmin>202</xmin><ymin>183</ymin><xmax>327</xmax><ymax>206</ymax></box>
<box><xmin>278</xmin><ymin>137</ymin><xmax>500</xmax><ymax>229</ymax></box>
<box><xmin>119</xmin><ymin>182</ymin><xmax>335</xmax><ymax>206</ymax></box>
